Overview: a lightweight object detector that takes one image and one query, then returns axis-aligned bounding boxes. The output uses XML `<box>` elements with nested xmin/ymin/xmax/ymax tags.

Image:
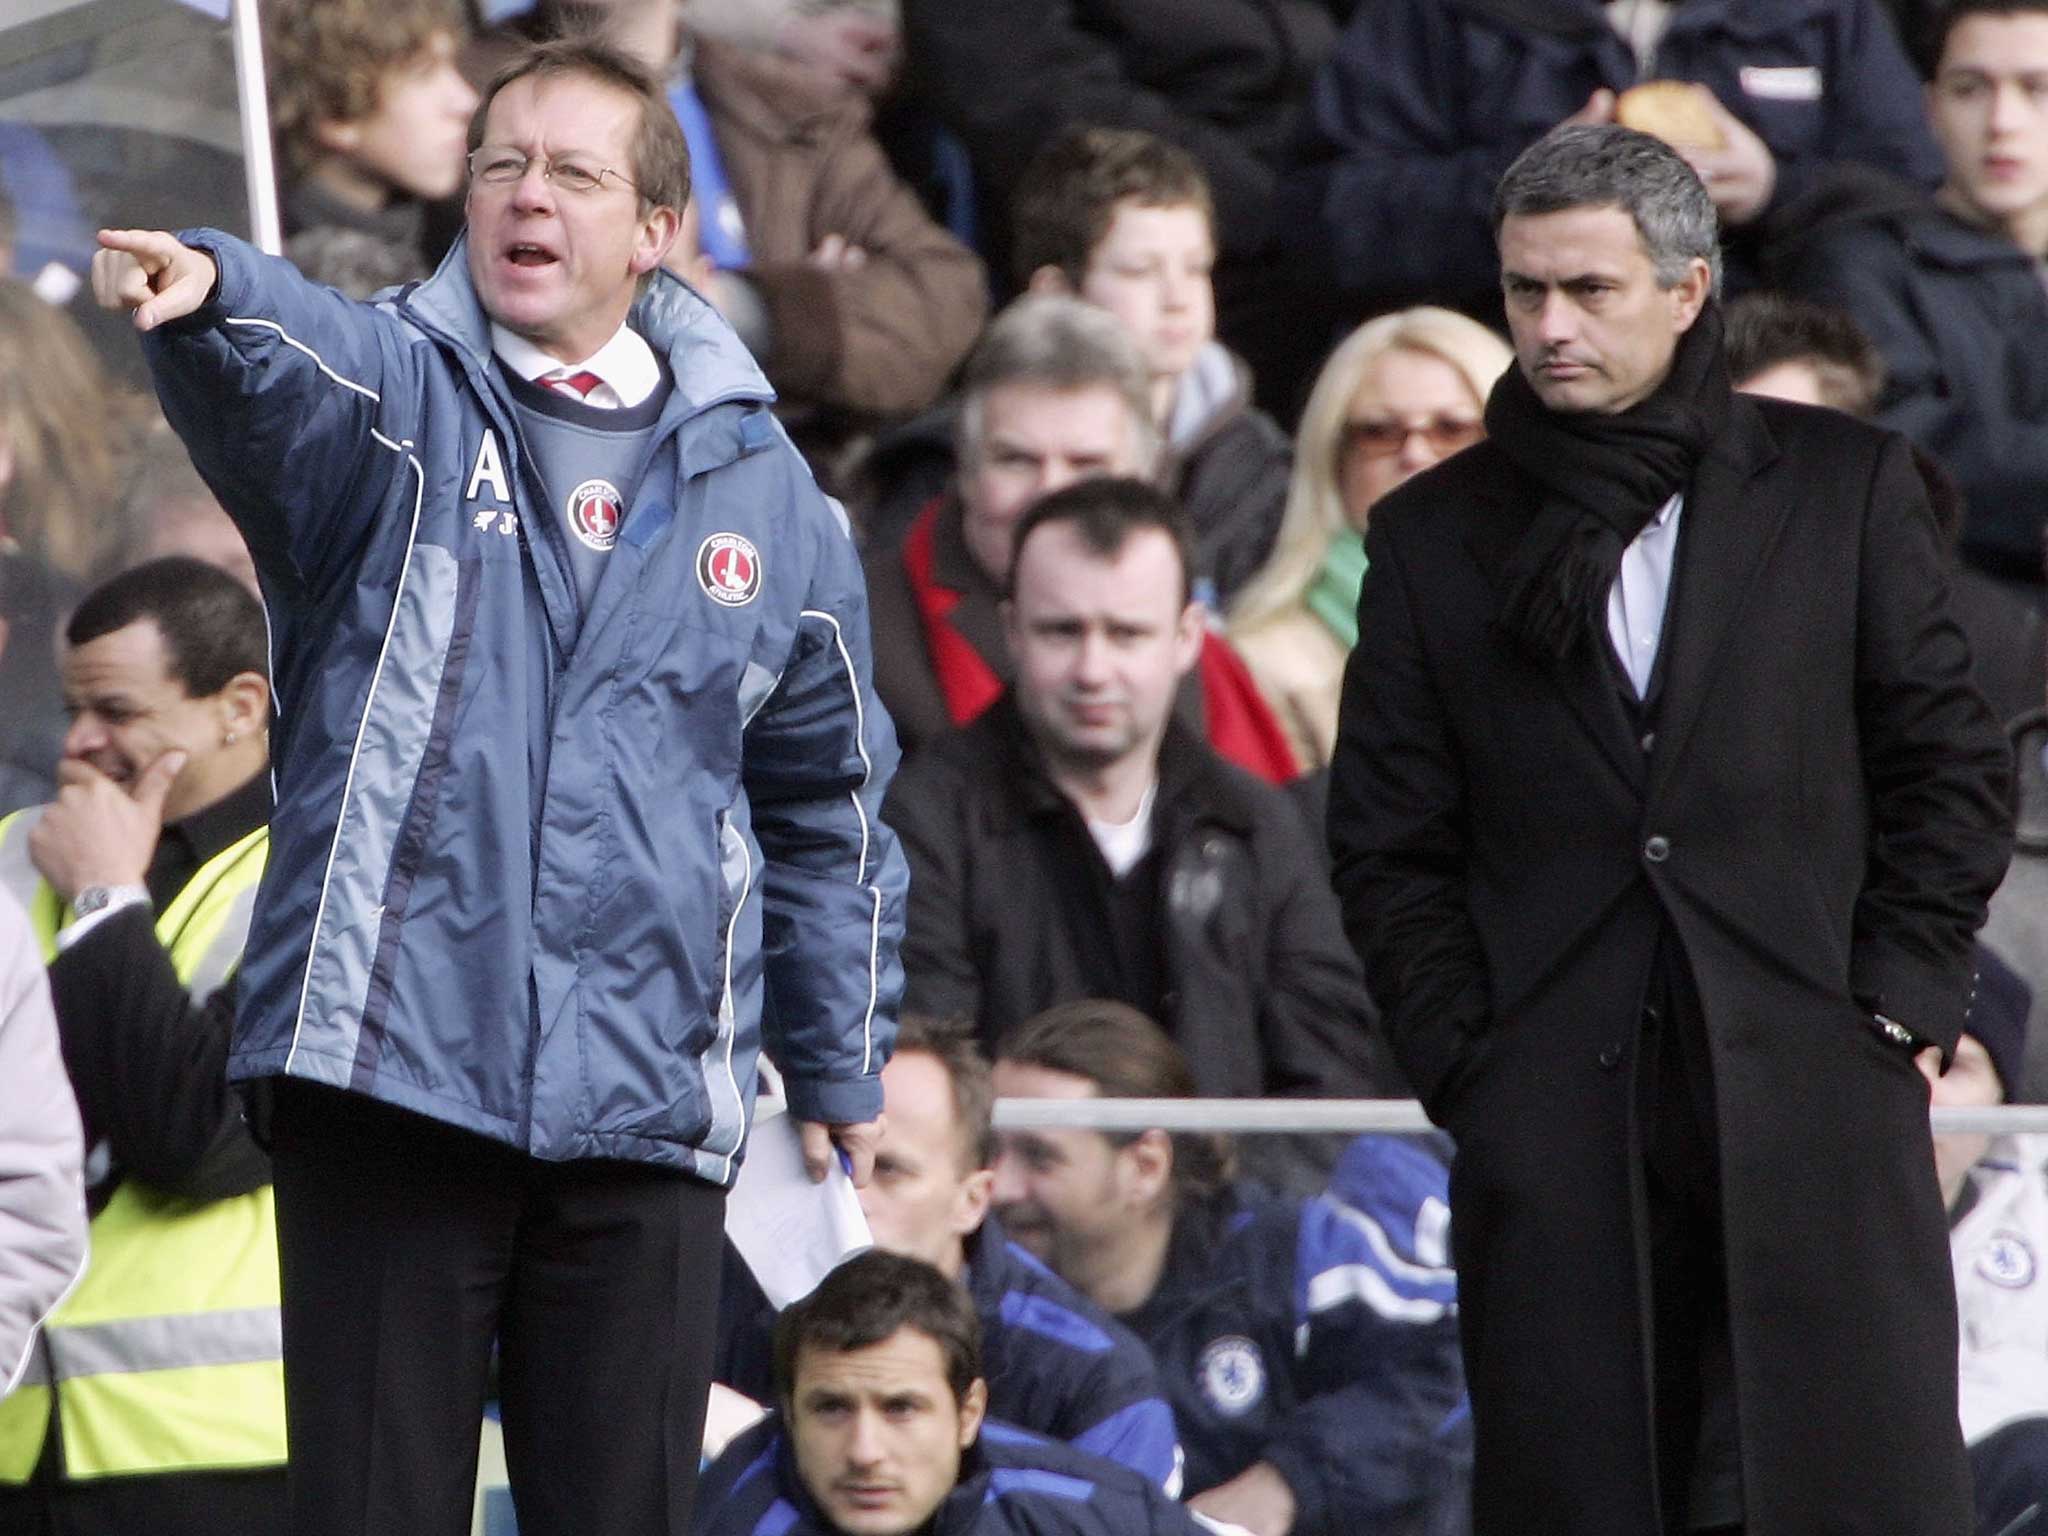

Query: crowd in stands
<box><xmin>2</xmin><ymin>0</ymin><xmax>2046</xmax><ymax>1533</ymax></box>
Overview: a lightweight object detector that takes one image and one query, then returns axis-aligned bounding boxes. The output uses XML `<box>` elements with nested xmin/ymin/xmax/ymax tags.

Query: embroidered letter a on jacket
<box><xmin>465</xmin><ymin>430</ymin><xmax>509</xmax><ymax>503</ymax></box>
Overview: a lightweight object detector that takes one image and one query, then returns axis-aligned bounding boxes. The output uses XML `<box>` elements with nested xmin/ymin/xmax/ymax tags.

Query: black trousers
<box><xmin>267</xmin><ymin>1081</ymin><xmax>726</xmax><ymax>1536</ymax></box>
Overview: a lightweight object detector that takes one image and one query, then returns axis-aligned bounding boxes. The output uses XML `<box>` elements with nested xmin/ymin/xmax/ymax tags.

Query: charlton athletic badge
<box><xmin>566</xmin><ymin>478</ymin><xmax>623</xmax><ymax>553</ymax></box>
<box><xmin>698</xmin><ymin>533</ymin><xmax>763</xmax><ymax>606</ymax></box>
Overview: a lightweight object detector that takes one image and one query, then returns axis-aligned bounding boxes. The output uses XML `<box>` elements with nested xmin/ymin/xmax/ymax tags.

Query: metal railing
<box><xmin>992</xmin><ymin>1098</ymin><xmax>2048</xmax><ymax>1136</ymax></box>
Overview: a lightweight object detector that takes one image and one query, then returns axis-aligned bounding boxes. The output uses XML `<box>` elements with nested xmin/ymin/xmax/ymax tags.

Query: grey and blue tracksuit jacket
<box><xmin>1123</xmin><ymin>1141</ymin><xmax>1470</xmax><ymax>1536</ymax></box>
<box><xmin>141</xmin><ymin>231</ymin><xmax>906</xmax><ymax>1181</ymax></box>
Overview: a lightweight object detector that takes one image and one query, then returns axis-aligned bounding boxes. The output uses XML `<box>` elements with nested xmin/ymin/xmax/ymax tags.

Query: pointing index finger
<box><xmin>97</xmin><ymin>228</ymin><xmax>179</xmax><ymax>272</ymax></box>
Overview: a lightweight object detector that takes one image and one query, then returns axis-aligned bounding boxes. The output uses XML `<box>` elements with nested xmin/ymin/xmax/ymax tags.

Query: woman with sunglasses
<box><xmin>1228</xmin><ymin>308</ymin><xmax>1511</xmax><ymax>769</ymax></box>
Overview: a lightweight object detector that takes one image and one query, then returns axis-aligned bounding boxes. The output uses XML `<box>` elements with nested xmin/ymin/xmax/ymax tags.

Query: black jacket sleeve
<box><xmin>1326</xmin><ymin>519</ymin><xmax>1495</xmax><ymax>1119</ymax></box>
<box><xmin>45</xmin><ymin>907</ymin><xmax>268</xmax><ymax>1201</ymax></box>
<box><xmin>880</xmin><ymin>752</ymin><xmax>987</xmax><ymax>1026</ymax></box>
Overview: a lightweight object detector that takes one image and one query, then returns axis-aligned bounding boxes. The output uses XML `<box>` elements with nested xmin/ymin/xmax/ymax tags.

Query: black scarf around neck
<box><xmin>1485</xmin><ymin>302</ymin><xmax>1731</xmax><ymax>663</ymax></box>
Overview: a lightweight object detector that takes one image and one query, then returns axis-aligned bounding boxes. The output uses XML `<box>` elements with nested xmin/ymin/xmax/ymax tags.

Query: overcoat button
<box><xmin>1644</xmin><ymin>835</ymin><xmax>1671</xmax><ymax>863</ymax></box>
<box><xmin>1598</xmin><ymin>1044</ymin><xmax>1623</xmax><ymax>1070</ymax></box>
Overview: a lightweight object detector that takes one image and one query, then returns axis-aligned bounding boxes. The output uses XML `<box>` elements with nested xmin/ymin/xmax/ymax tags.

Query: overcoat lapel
<box><xmin>1464</xmin><ymin>486</ymin><xmax>1648</xmax><ymax>797</ymax></box>
<box><xmin>1643</xmin><ymin>400</ymin><xmax>1784</xmax><ymax>810</ymax></box>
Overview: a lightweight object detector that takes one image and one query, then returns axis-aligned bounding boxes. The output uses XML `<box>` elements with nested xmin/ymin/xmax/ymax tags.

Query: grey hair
<box><xmin>955</xmin><ymin>294</ymin><xmax>1161</xmax><ymax>474</ymax></box>
<box><xmin>1493</xmin><ymin>124</ymin><xmax>1723</xmax><ymax>295</ymax></box>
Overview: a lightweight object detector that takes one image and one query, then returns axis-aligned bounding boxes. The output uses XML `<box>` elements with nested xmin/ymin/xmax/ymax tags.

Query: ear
<box><xmin>1121</xmin><ymin>1128</ymin><xmax>1174</xmax><ymax>1210</ymax></box>
<box><xmin>631</xmin><ymin>203</ymin><xmax>683</xmax><ymax>277</ymax></box>
<box><xmin>1171</xmin><ymin>600</ymin><xmax>1204</xmax><ymax>677</ymax></box>
<box><xmin>1026</xmin><ymin>265</ymin><xmax>1073</xmax><ymax>297</ymax></box>
<box><xmin>952</xmin><ymin>1167</ymin><xmax>994</xmax><ymax>1238</ymax></box>
<box><xmin>956</xmin><ymin>1377</ymin><xmax>988</xmax><ymax>1448</ymax></box>
<box><xmin>311</xmin><ymin>118</ymin><xmax>362</xmax><ymax>157</ymax></box>
<box><xmin>1670</xmin><ymin>255</ymin><xmax>1713</xmax><ymax>333</ymax></box>
<box><xmin>218</xmin><ymin>670</ymin><xmax>271</xmax><ymax>741</ymax></box>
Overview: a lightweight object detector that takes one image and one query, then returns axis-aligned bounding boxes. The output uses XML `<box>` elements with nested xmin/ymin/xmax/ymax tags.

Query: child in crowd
<box><xmin>263</xmin><ymin>0</ymin><xmax>477</xmax><ymax>295</ymax></box>
<box><xmin>1012</xmin><ymin>128</ymin><xmax>1290</xmax><ymax>609</ymax></box>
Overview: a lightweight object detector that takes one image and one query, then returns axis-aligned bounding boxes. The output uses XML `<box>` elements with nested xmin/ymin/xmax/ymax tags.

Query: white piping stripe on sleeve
<box><xmin>1307</xmin><ymin>1263</ymin><xmax>1451</xmax><ymax>1324</ymax></box>
<box><xmin>1333</xmin><ymin>1199</ymin><xmax>1459</xmax><ymax>1288</ymax></box>
<box><xmin>224</xmin><ymin>317</ymin><xmax>382</xmax><ymax>401</ymax></box>
<box><xmin>799</xmin><ymin>609</ymin><xmax>882</xmax><ymax>1074</ymax></box>
<box><xmin>225</xmin><ymin>315</ymin><xmax>430</xmax><ymax>1079</ymax></box>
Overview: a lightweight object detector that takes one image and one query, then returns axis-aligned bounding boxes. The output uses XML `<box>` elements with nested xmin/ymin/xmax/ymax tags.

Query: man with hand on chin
<box><xmin>90</xmin><ymin>34</ymin><xmax>905</xmax><ymax>1536</ymax></box>
<box><xmin>0</xmin><ymin>557</ymin><xmax>285</xmax><ymax>1535</ymax></box>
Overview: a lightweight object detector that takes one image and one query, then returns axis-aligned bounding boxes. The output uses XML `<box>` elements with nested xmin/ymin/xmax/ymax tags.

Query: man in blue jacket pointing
<box><xmin>90</xmin><ymin>35</ymin><xmax>908</xmax><ymax>1536</ymax></box>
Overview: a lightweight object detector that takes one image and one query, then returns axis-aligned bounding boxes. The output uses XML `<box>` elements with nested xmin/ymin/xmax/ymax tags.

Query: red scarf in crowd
<box><xmin>901</xmin><ymin>499</ymin><xmax>1299</xmax><ymax>785</ymax></box>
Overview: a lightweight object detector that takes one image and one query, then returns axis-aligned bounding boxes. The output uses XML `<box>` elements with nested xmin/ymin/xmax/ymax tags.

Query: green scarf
<box><xmin>1303</xmin><ymin>529</ymin><xmax>1368</xmax><ymax>650</ymax></box>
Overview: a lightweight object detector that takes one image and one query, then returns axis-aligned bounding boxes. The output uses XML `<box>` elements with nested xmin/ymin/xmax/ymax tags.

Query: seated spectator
<box><xmin>900</xmin><ymin>0</ymin><xmax>1344</xmax><ymax>416</ymax></box>
<box><xmin>263</xmin><ymin>0</ymin><xmax>476</xmax><ymax>296</ymax></box>
<box><xmin>1228</xmin><ymin>308</ymin><xmax>1511</xmax><ymax>770</ymax></box>
<box><xmin>717</xmin><ymin>1017</ymin><xmax>1181</xmax><ymax>1490</ymax></box>
<box><xmin>882</xmin><ymin>476</ymin><xmax>1378</xmax><ymax>1119</ymax></box>
<box><xmin>1986</xmin><ymin>675</ymin><xmax>2048</xmax><ymax>1104</ymax></box>
<box><xmin>694</xmin><ymin>1248</ymin><xmax>1213</xmax><ymax>1536</ymax></box>
<box><xmin>1921</xmin><ymin>946</ymin><xmax>2048</xmax><ymax>1536</ymax></box>
<box><xmin>1012</xmin><ymin>127</ymin><xmax>1290</xmax><ymax>607</ymax></box>
<box><xmin>1770</xmin><ymin>0</ymin><xmax>2048</xmax><ymax>594</ymax></box>
<box><xmin>863</xmin><ymin>295</ymin><xmax>1298</xmax><ymax>782</ymax></box>
<box><xmin>516</xmin><ymin>0</ymin><xmax>988</xmax><ymax>490</ymax></box>
<box><xmin>1726</xmin><ymin>290</ymin><xmax>2045</xmax><ymax>726</ymax></box>
<box><xmin>1288</xmin><ymin>0</ymin><xmax>1942</xmax><ymax>324</ymax></box>
<box><xmin>991</xmin><ymin>1000</ymin><xmax>1468</xmax><ymax>1536</ymax></box>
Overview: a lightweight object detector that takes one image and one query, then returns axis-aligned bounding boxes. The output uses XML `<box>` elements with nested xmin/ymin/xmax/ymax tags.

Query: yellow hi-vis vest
<box><xmin>0</xmin><ymin>808</ymin><xmax>285</xmax><ymax>1483</ymax></box>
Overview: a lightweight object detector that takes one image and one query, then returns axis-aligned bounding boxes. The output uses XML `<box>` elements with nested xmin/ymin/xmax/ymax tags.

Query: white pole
<box><xmin>228</xmin><ymin>0</ymin><xmax>281</xmax><ymax>254</ymax></box>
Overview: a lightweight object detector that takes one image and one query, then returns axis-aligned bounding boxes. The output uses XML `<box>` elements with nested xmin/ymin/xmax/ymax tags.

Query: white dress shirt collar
<box><xmin>490</xmin><ymin>321</ymin><xmax>661</xmax><ymax>409</ymax></box>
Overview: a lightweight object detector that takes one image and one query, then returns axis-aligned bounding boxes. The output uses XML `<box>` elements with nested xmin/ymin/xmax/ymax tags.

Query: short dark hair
<box><xmin>66</xmin><ymin>557</ymin><xmax>268</xmax><ymax>697</ymax></box>
<box><xmin>997</xmin><ymin>999</ymin><xmax>1235</xmax><ymax>1204</ymax></box>
<box><xmin>1930</xmin><ymin>0</ymin><xmax>2048</xmax><ymax>74</ymax></box>
<box><xmin>773</xmin><ymin>1250</ymin><xmax>983</xmax><ymax>1407</ymax></box>
<box><xmin>1010</xmin><ymin>126</ymin><xmax>1215</xmax><ymax>291</ymax></box>
<box><xmin>1723</xmin><ymin>293</ymin><xmax>1887</xmax><ymax>417</ymax></box>
<box><xmin>1494</xmin><ymin>123</ymin><xmax>1722</xmax><ymax>294</ymax></box>
<box><xmin>895</xmin><ymin>1015</ymin><xmax>997</xmax><ymax>1172</ymax></box>
<box><xmin>1004</xmin><ymin>477</ymin><xmax>1195</xmax><ymax>606</ymax></box>
<box><xmin>469</xmin><ymin>36</ymin><xmax>691</xmax><ymax>214</ymax></box>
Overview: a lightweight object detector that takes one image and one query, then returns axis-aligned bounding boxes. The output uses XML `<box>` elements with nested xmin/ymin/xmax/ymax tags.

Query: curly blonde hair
<box><xmin>263</xmin><ymin>0</ymin><xmax>462</xmax><ymax>176</ymax></box>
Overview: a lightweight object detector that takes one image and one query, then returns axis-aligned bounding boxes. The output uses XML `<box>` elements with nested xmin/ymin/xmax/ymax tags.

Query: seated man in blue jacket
<box><xmin>992</xmin><ymin>1000</ymin><xmax>1468</xmax><ymax>1536</ymax></box>
<box><xmin>695</xmin><ymin>1248</ymin><xmax>1207</xmax><ymax>1536</ymax></box>
<box><xmin>88</xmin><ymin>33</ymin><xmax>906</xmax><ymax>1536</ymax></box>
<box><xmin>718</xmin><ymin>1016</ymin><xmax>1181</xmax><ymax>1489</ymax></box>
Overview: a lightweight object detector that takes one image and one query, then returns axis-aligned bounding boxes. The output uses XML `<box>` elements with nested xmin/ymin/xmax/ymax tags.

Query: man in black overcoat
<box><xmin>1327</xmin><ymin>123</ymin><xmax>2015</xmax><ymax>1536</ymax></box>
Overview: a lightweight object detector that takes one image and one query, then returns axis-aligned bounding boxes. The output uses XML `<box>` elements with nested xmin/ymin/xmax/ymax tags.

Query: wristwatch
<box><xmin>72</xmin><ymin>883</ymin><xmax>150</xmax><ymax>919</ymax></box>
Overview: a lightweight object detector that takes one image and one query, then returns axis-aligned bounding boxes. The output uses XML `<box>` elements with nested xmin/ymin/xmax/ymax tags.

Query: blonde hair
<box><xmin>0</xmin><ymin>281</ymin><xmax>140</xmax><ymax>580</ymax></box>
<box><xmin>1228</xmin><ymin>307</ymin><xmax>1510</xmax><ymax>635</ymax></box>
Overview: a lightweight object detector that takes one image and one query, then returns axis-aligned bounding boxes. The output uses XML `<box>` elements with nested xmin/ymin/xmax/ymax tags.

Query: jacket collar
<box><xmin>401</xmin><ymin>233</ymin><xmax>774</xmax><ymax>413</ymax></box>
<box><xmin>977</xmin><ymin>695</ymin><xmax>1260</xmax><ymax>842</ymax></box>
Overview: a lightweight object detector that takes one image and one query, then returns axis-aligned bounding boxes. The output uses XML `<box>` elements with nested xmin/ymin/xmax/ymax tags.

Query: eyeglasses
<box><xmin>1339</xmin><ymin>416</ymin><xmax>1484</xmax><ymax>461</ymax></box>
<box><xmin>467</xmin><ymin>146</ymin><xmax>638</xmax><ymax>197</ymax></box>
